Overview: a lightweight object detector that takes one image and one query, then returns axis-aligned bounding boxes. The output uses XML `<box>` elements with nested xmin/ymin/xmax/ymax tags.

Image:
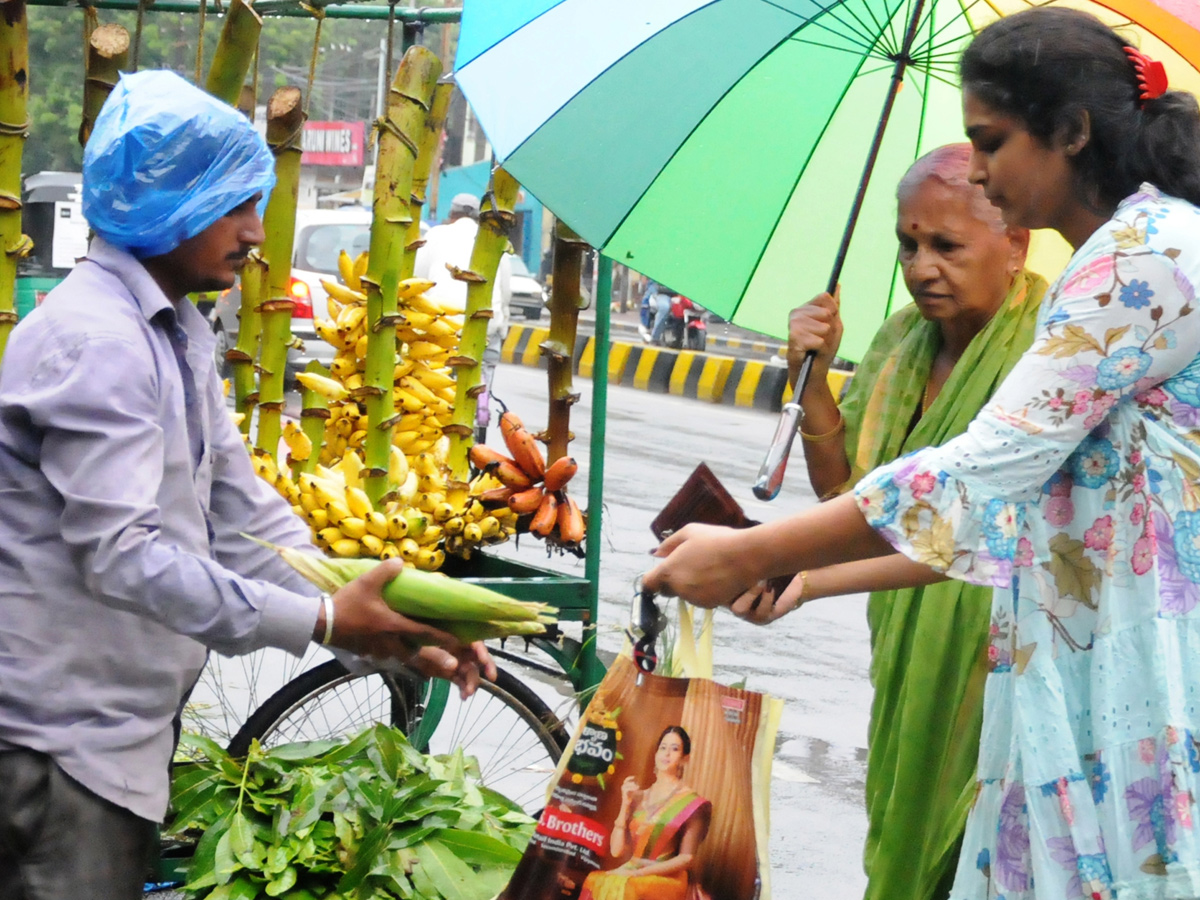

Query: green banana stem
<box><xmin>79</xmin><ymin>23</ymin><xmax>128</xmax><ymax>148</ymax></box>
<box><xmin>399</xmin><ymin>82</ymin><xmax>452</xmax><ymax>281</ymax></box>
<box><xmin>544</xmin><ymin>219</ymin><xmax>589</xmax><ymax>465</ymax></box>
<box><xmin>0</xmin><ymin>0</ymin><xmax>29</xmax><ymax>364</ymax></box>
<box><xmin>445</xmin><ymin>166</ymin><xmax>520</xmax><ymax>484</ymax></box>
<box><xmin>295</xmin><ymin>360</ymin><xmax>329</xmax><ymax>477</ymax></box>
<box><xmin>254</xmin><ymin>86</ymin><xmax>305</xmax><ymax>460</ymax></box>
<box><xmin>361</xmin><ymin>46</ymin><xmax>441</xmax><ymax>507</ymax></box>
<box><xmin>230</xmin><ymin>249</ymin><xmax>263</xmax><ymax>434</ymax></box>
<box><xmin>204</xmin><ymin>0</ymin><xmax>262</xmax><ymax>107</ymax></box>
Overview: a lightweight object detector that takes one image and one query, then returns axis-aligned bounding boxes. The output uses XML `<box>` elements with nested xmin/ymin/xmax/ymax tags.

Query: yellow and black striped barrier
<box><xmin>501</xmin><ymin>325</ymin><xmax>852</xmax><ymax>412</ymax></box>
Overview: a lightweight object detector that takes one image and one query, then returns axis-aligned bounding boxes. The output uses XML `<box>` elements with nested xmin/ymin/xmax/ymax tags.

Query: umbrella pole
<box><xmin>753</xmin><ymin>0</ymin><xmax>928</xmax><ymax>501</ymax></box>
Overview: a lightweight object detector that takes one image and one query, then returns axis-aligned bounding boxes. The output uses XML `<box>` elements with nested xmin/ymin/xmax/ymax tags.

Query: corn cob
<box><xmin>247</xmin><ymin>536</ymin><xmax>555</xmax><ymax>628</ymax></box>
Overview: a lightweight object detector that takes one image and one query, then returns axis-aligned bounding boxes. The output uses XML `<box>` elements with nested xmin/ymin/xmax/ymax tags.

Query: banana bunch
<box><xmin>409</xmin><ymin>450</ymin><xmax>518</xmax><ymax>560</ymax></box>
<box><xmin>467</xmin><ymin>411</ymin><xmax>587</xmax><ymax>551</ymax></box>
<box><xmin>290</xmin><ymin>449</ymin><xmax>447</xmax><ymax>571</ymax></box>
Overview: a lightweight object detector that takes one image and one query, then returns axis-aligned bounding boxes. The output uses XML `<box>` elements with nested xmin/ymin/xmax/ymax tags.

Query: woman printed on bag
<box><xmin>580</xmin><ymin>726</ymin><xmax>711</xmax><ymax>900</ymax></box>
<box><xmin>645</xmin><ymin>7</ymin><xmax>1200</xmax><ymax>898</ymax></box>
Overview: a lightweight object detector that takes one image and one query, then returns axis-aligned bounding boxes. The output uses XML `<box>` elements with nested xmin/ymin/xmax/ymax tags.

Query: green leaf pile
<box><xmin>166</xmin><ymin>725</ymin><xmax>535</xmax><ymax>900</ymax></box>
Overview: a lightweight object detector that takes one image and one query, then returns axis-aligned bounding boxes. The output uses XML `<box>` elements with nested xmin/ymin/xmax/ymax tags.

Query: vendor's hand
<box><xmin>643</xmin><ymin>523</ymin><xmax>756</xmax><ymax>608</ymax></box>
<box><xmin>730</xmin><ymin>574</ymin><xmax>807</xmax><ymax>625</ymax></box>
<box><xmin>320</xmin><ymin>559</ymin><xmax>498</xmax><ymax>698</ymax></box>
<box><xmin>787</xmin><ymin>287</ymin><xmax>843</xmax><ymax>389</ymax></box>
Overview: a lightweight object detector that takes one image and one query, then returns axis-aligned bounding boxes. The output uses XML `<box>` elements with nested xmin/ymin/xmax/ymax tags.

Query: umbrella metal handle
<box><xmin>752</xmin><ymin>352</ymin><xmax>813</xmax><ymax>500</ymax></box>
<box><xmin>752</xmin><ymin>352</ymin><xmax>815</xmax><ymax>501</ymax></box>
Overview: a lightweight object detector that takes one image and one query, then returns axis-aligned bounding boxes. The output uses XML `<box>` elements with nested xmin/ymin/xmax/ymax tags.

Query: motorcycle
<box><xmin>663</xmin><ymin>295</ymin><xmax>707</xmax><ymax>351</ymax></box>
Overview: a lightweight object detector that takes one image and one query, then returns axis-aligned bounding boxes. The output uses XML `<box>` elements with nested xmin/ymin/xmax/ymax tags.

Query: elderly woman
<box><xmin>648</xmin><ymin>8</ymin><xmax>1200</xmax><ymax>898</ymax></box>
<box><xmin>740</xmin><ymin>143</ymin><xmax>1046</xmax><ymax>900</ymax></box>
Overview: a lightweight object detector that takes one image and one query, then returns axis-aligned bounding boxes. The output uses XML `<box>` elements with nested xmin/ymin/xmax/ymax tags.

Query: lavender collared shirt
<box><xmin>0</xmin><ymin>237</ymin><xmax>320</xmax><ymax>820</ymax></box>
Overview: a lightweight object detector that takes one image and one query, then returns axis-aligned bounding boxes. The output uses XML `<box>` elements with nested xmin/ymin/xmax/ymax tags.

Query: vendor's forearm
<box><xmin>804</xmin><ymin>553</ymin><xmax>948</xmax><ymax>601</ymax></box>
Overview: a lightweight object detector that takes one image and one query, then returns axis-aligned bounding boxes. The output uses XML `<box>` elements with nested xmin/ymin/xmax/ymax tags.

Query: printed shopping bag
<box><xmin>499</xmin><ymin>642</ymin><xmax>782</xmax><ymax>900</ymax></box>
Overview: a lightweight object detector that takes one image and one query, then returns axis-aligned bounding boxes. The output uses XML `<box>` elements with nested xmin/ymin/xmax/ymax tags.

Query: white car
<box><xmin>211</xmin><ymin>207</ymin><xmax>373</xmax><ymax>378</ymax></box>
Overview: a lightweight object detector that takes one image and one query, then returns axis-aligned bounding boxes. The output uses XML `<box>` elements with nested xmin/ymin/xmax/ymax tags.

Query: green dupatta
<box><xmin>838</xmin><ymin>269</ymin><xmax>1046</xmax><ymax>900</ymax></box>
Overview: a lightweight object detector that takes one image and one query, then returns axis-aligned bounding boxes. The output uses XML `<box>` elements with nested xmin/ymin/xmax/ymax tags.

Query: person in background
<box><xmin>649</xmin><ymin>286</ymin><xmax>677</xmax><ymax>346</ymax></box>
<box><xmin>742</xmin><ymin>143</ymin><xmax>1044</xmax><ymax>900</ymax></box>
<box><xmin>415</xmin><ymin>192</ymin><xmax>513</xmax><ymax>441</ymax></box>
<box><xmin>647</xmin><ymin>8</ymin><xmax>1200</xmax><ymax>898</ymax></box>
<box><xmin>0</xmin><ymin>71</ymin><xmax>492</xmax><ymax>899</ymax></box>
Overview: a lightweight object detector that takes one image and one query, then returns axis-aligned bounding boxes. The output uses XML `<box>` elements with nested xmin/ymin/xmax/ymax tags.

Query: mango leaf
<box><xmin>213</xmin><ymin>828</ymin><xmax>240</xmax><ymax>886</ymax></box>
<box><xmin>206</xmin><ymin>874</ymin><xmax>262</xmax><ymax>900</ymax></box>
<box><xmin>1048</xmin><ymin>533</ymin><xmax>1100</xmax><ymax>609</ymax></box>
<box><xmin>289</xmin><ymin>770</ymin><xmax>336</xmax><ymax>834</ymax></box>
<box><xmin>387</xmin><ymin>823</ymin><xmax>440</xmax><ymax>850</ymax></box>
<box><xmin>413</xmin><ymin>839</ymin><xmax>478</xmax><ymax>900</ymax></box>
<box><xmin>433</xmin><ymin>828</ymin><xmax>524</xmax><ymax>866</ymax></box>
<box><xmin>265</xmin><ymin>864</ymin><xmax>298</xmax><ymax>896</ymax></box>
<box><xmin>336</xmin><ymin>821</ymin><xmax>393</xmax><ymax>894</ymax></box>
<box><xmin>263</xmin><ymin>843</ymin><xmax>292</xmax><ymax>876</ymax></box>
<box><xmin>262</xmin><ymin>738</ymin><xmax>345</xmax><ymax>762</ymax></box>
<box><xmin>228</xmin><ymin>811</ymin><xmax>267</xmax><ymax>871</ymax></box>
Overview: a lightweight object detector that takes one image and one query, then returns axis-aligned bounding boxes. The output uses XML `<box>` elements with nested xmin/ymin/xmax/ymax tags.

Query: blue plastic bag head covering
<box><xmin>82</xmin><ymin>70</ymin><xmax>275</xmax><ymax>259</ymax></box>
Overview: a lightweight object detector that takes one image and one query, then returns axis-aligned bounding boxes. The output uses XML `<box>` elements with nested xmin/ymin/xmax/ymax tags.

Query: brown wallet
<box><xmin>651</xmin><ymin>463</ymin><xmax>793</xmax><ymax>596</ymax></box>
<box><xmin>651</xmin><ymin>462</ymin><xmax>754</xmax><ymax>540</ymax></box>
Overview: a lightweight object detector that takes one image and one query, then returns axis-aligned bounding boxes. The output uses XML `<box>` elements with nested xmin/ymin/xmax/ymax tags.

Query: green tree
<box><xmin>23</xmin><ymin>4</ymin><xmax>453</xmax><ymax>176</ymax></box>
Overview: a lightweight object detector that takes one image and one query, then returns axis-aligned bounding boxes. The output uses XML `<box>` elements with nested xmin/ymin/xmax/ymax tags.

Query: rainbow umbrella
<box><xmin>455</xmin><ymin>0</ymin><xmax>1200</xmax><ymax>364</ymax></box>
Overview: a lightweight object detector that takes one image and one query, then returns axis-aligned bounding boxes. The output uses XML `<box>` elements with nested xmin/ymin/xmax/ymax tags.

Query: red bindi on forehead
<box><xmin>910</xmin><ymin>222</ymin><xmax>919</xmax><ymax>231</ymax></box>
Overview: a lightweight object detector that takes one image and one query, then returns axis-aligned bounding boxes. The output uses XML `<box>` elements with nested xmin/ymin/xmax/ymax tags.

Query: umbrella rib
<box><xmin>793</xmin><ymin>36</ymin><xmax>892</xmax><ymax>62</ymax></box>
<box><xmin>788</xmin><ymin>10</ymin><xmax>882</xmax><ymax>56</ymax></box>
<box><xmin>818</xmin><ymin>0</ymin><xmax>896</xmax><ymax>56</ymax></box>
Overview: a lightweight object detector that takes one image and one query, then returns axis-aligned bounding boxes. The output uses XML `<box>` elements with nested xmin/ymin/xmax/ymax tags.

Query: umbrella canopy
<box><xmin>455</xmin><ymin>0</ymin><xmax>1200</xmax><ymax>362</ymax></box>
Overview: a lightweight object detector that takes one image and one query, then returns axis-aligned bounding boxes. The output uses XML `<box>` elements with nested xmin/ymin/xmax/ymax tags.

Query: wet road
<box><xmin>484</xmin><ymin>362</ymin><xmax>873</xmax><ymax>899</ymax></box>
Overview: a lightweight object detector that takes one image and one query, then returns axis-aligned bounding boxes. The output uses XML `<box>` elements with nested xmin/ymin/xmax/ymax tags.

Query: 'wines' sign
<box><xmin>301</xmin><ymin>121</ymin><xmax>365</xmax><ymax>167</ymax></box>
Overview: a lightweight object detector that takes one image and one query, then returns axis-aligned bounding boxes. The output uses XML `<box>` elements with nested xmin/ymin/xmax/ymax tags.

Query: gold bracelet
<box><xmin>796</xmin><ymin>571</ymin><xmax>809</xmax><ymax>601</ymax></box>
<box><xmin>799</xmin><ymin>414</ymin><xmax>844</xmax><ymax>443</ymax></box>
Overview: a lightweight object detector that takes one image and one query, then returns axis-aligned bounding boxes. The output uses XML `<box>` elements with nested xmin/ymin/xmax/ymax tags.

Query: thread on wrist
<box><xmin>799</xmin><ymin>413</ymin><xmax>845</xmax><ymax>444</ymax></box>
<box><xmin>321</xmin><ymin>593</ymin><xmax>335</xmax><ymax>645</ymax></box>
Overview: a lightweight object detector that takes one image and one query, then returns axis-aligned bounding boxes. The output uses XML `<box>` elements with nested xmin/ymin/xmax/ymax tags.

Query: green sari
<box><xmin>836</xmin><ymin>270</ymin><xmax>1046</xmax><ymax>900</ymax></box>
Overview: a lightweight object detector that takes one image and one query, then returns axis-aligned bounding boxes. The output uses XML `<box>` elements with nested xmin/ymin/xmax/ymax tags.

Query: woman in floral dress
<box><xmin>644</xmin><ymin>7</ymin><xmax>1200</xmax><ymax>898</ymax></box>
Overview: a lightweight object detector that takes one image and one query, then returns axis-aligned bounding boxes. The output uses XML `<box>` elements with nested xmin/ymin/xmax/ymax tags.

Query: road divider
<box><xmin>502</xmin><ymin>324</ymin><xmax>852</xmax><ymax>412</ymax></box>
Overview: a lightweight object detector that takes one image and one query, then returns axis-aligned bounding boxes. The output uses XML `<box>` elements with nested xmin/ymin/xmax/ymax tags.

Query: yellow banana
<box><xmin>330</xmin><ymin>538</ymin><xmax>362</xmax><ymax>558</ymax></box>
<box><xmin>282</xmin><ymin>422</ymin><xmax>312</xmax><ymax>461</ymax></box>
<box><xmin>393</xmin><ymin>430</ymin><xmax>422</xmax><ymax>451</ymax></box>
<box><xmin>404</xmin><ymin>311</ymin><xmax>436</xmax><ymax>331</ymax></box>
<box><xmin>386</xmin><ymin>512</ymin><xmax>409</xmax><ymax>540</ymax></box>
<box><xmin>393</xmin><ymin>389</ymin><xmax>425</xmax><ymax>414</ymax></box>
<box><xmin>337</xmin><ymin>250</ymin><xmax>355</xmax><ymax>289</ymax></box>
<box><xmin>398</xmin><ymin>537</ymin><xmax>421</xmax><ymax>561</ymax></box>
<box><xmin>424</xmin><ymin>317</ymin><xmax>459</xmax><ymax>339</ymax></box>
<box><xmin>398</xmin><ymin>471</ymin><xmax>419</xmax><ymax>504</ymax></box>
<box><xmin>464</xmin><ymin>521</ymin><xmax>484</xmax><ymax>544</ymax></box>
<box><xmin>380</xmin><ymin>542</ymin><xmax>400</xmax><ymax>560</ymax></box>
<box><xmin>336</xmin><ymin>304</ymin><xmax>367</xmax><ymax>333</ymax></box>
<box><xmin>308</xmin><ymin>508</ymin><xmax>329</xmax><ymax>530</ymax></box>
<box><xmin>398</xmin><ymin>278</ymin><xmax>438</xmax><ymax>301</ymax></box>
<box><xmin>478</xmin><ymin>516</ymin><xmax>499</xmax><ymax>539</ymax></box>
<box><xmin>355</xmin><ymin>333</ymin><xmax>369</xmax><ymax>359</ymax></box>
<box><xmin>388</xmin><ymin>445</ymin><xmax>410</xmax><ymax>486</ymax></box>
<box><xmin>443</xmin><ymin>516</ymin><xmax>465</xmax><ymax>536</ymax></box>
<box><xmin>339</xmin><ymin>452</ymin><xmax>365</xmax><ymax>490</ymax></box>
<box><xmin>345</xmin><ymin>486</ymin><xmax>373</xmax><ymax>519</ymax></box>
<box><xmin>393</xmin><ymin>359</ymin><xmax>415</xmax><ymax>381</ymax></box>
<box><xmin>413</xmin><ymin>366</ymin><xmax>456</xmax><ymax>391</ymax></box>
<box><xmin>360</xmin><ymin>533</ymin><xmax>384</xmax><ymax>557</ymax></box>
<box><xmin>407</xmin><ymin>341</ymin><xmax>448</xmax><ymax>361</ymax></box>
<box><xmin>295</xmin><ymin>372</ymin><xmax>350</xmax><ymax>402</ymax></box>
<box><xmin>338</xmin><ymin>516</ymin><xmax>367</xmax><ymax>540</ymax></box>
<box><xmin>364</xmin><ymin>511</ymin><xmax>389</xmax><ymax>540</ymax></box>
<box><xmin>352</xmin><ymin>251</ymin><xmax>369</xmax><ymax>288</ymax></box>
<box><xmin>416</xmin><ymin>524</ymin><xmax>443</xmax><ymax>546</ymax></box>
<box><xmin>317</xmin><ymin>526</ymin><xmax>343</xmax><ymax>546</ymax></box>
<box><xmin>399</xmin><ymin>377</ymin><xmax>439</xmax><ymax>406</ymax></box>
<box><xmin>320</xmin><ymin>278</ymin><xmax>367</xmax><ymax>305</ymax></box>
<box><xmin>325</xmin><ymin>499</ymin><xmax>352</xmax><ymax>524</ymax></box>
<box><xmin>330</xmin><ymin>355</ymin><xmax>357</xmax><ymax>380</ymax></box>
<box><xmin>432</xmin><ymin>502</ymin><xmax>456</xmax><ymax>524</ymax></box>
<box><xmin>314</xmin><ymin>318</ymin><xmax>348</xmax><ymax>350</ymax></box>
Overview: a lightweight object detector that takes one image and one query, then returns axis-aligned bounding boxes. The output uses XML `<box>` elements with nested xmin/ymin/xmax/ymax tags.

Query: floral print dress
<box><xmin>854</xmin><ymin>185</ymin><xmax>1200</xmax><ymax>900</ymax></box>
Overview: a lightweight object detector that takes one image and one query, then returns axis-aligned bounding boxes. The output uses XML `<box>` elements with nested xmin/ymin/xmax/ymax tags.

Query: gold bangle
<box><xmin>799</xmin><ymin>414</ymin><xmax>844</xmax><ymax>443</ymax></box>
<box><xmin>797</xmin><ymin>571</ymin><xmax>809</xmax><ymax>601</ymax></box>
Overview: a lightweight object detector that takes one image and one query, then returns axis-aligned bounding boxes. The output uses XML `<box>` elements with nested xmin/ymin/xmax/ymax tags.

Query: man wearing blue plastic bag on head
<box><xmin>0</xmin><ymin>71</ymin><xmax>495</xmax><ymax>899</ymax></box>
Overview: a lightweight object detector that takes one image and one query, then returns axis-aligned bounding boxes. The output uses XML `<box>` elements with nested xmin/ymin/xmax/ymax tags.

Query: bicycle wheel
<box><xmin>229</xmin><ymin>660</ymin><xmax>569</xmax><ymax>814</ymax></box>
